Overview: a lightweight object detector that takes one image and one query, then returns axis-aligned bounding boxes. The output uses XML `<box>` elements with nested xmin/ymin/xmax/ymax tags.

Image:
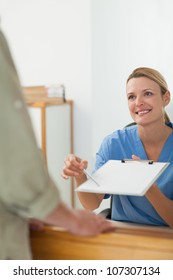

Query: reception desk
<box><xmin>30</xmin><ymin>222</ymin><xmax>173</xmax><ymax>260</ymax></box>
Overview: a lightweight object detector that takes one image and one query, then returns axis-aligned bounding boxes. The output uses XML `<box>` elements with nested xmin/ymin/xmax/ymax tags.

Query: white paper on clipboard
<box><xmin>76</xmin><ymin>160</ymin><xmax>169</xmax><ymax>196</ymax></box>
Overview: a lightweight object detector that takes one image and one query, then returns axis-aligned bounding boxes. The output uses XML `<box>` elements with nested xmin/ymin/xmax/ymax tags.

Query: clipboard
<box><xmin>76</xmin><ymin>160</ymin><xmax>170</xmax><ymax>196</ymax></box>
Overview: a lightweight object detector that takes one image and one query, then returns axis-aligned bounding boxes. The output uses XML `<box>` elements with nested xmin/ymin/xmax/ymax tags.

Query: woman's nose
<box><xmin>135</xmin><ymin>95</ymin><xmax>144</xmax><ymax>106</ymax></box>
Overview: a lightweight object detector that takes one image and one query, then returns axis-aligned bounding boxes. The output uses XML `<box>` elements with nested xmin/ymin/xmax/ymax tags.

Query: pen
<box><xmin>83</xmin><ymin>169</ymin><xmax>100</xmax><ymax>186</ymax></box>
<box><xmin>121</xmin><ymin>159</ymin><xmax>154</xmax><ymax>164</ymax></box>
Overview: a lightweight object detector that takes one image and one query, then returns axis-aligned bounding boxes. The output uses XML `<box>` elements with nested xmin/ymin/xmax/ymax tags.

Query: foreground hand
<box><xmin>29</xmin><ymin>219</ymin><xmax>45</xmax><ymax>231</ymax></box>
<box><xmin>69</xmin><ymin>209</ymin><xmax>115</xmax><ymax>236</ymax></box>
<box><xmin>44</xmin><ymin>203</ymin><xmax>115</xmax><ymax>237</ymax></box>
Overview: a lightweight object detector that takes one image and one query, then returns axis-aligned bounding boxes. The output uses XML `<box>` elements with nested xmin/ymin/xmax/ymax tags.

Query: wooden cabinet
<box><xmin>23</xmin><ymin>86</ymin><xmax>74</xmax><ymax>207</ymax></box>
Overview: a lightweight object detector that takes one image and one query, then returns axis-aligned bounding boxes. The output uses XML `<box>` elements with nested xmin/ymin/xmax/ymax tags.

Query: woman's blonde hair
<box><xmin>127</xmin><ymin>67</ymin><xmax>170</xmax><ymax>123</ymax></box>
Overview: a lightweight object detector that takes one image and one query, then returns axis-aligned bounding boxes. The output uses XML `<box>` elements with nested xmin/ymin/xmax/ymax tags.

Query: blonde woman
<box><xmin>63</xmin><ymin>67</ymin><xmax>173</xmax><ymax>228</ymax></box>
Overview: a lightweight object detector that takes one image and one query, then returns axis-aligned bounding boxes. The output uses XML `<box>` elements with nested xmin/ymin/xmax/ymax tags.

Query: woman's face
<box><xmin>126</xmin><ymin>77</ymin><xmax>170</xmax><ymax>126</ymax></box>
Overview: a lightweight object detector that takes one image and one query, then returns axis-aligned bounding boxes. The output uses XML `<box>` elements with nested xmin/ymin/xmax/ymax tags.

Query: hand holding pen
<box><xmin>62</xmin><ymin>154</ymin><xmax>88</xmax><ymax>180</ymax></box>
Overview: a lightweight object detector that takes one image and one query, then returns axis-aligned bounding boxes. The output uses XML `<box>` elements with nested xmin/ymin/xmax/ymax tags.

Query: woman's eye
<box><xmin>128</xmin><ymin>95</ymin><xmax>135</xmax><ymax>101</ymax></box>
<box><xmin>145</xmin><ymin>91</ymin><xmax>153</xmax><ymax>96</ymax></box>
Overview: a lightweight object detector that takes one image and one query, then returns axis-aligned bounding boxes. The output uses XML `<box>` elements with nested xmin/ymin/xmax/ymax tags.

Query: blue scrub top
<box><xmin>94</xmin><ymin>123</ymin><xmax>173</xmax><ymax>226</ymax></box>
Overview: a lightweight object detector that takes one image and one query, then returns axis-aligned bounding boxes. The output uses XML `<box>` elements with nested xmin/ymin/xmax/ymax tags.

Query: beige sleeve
<box><xmin>0</xmin><ymin>29</ymin><xmax>62</xmax><ymax>220</ymax></box>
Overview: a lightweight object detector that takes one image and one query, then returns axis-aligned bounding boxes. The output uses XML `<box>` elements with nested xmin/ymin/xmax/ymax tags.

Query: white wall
<box><xmin>1</xmin><ymin>0</ymin><xmax>173</xmax><ymax>212</ymax></box>
<box><xmin>92</xmin><ymin>0</ymin><xmax>173</xmax><ymax>152</ymax></box>
<box><xmin>0</xmin><ymin>0</ymin><xmax>92</xmax><ymax>160</ymax></box>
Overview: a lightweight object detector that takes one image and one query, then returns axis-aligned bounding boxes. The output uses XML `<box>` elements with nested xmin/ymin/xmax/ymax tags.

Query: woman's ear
<box><xmin>163</xmin><ymin>91</ymin><xmax>171</xmax><ymax>106</ymax></box>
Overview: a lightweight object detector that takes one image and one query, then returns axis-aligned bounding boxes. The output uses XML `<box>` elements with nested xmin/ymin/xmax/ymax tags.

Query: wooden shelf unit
<box><xmin>23</xmin><ymin>86</ymin><xmax>75</xmax><ymax>207</ymax></box>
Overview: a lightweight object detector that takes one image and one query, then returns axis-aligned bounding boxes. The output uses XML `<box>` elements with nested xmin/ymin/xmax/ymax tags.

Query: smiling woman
<box><xmin>126</xmin><ymin>67</ymin><xmax>171</xmax><ymax>125</ymax></box>
<box><xmin>62</xmin><ymin>67</ymin><xmax>173</xmax><ymax>228</ymax></box>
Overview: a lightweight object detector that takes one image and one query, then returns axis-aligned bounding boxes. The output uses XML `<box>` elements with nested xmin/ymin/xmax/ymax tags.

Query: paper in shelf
<box><xmin>76</xmin><ymin>160</ymin><xmax>169</xmax><ymax>196</ymax></box>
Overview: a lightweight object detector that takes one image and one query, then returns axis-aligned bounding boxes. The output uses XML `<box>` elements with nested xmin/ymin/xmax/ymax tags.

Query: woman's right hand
<box><xmin>62</xmin><ymin>154</ymin><xmax>88</xmax><ymax>180</ymax></box>
<box><xmin>62</xmin><ymin>155</ymin><xmax>103</xmax><ymax>209</ymax></box>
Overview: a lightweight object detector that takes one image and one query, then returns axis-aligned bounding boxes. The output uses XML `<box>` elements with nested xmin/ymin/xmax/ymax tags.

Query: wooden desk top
<box><xmin>30</xmin><ymin>222</ymin><xmax>173</xmax><ymax>260</ymax></box>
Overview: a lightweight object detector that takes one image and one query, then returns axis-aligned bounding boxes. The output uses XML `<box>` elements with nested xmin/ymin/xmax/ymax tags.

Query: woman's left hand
<box><xmin>132</xmin><ymin>154</ymin><xmax>140</xmax><ymax>160</ymax></box>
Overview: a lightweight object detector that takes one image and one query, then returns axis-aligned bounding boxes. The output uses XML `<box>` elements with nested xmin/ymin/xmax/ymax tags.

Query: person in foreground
<box><xmin>62</xmin><ymin>67</ymin><xmax>173</xmax><ymax>228</ymax></box>
<box><xmin>0</xmin><ymin>28</ymin><xmax>114</xmax><ymax>260</ymax></box>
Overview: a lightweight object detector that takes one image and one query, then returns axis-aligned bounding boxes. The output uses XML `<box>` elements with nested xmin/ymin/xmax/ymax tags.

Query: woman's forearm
<box><xmin>75</xmin><ymin>173</ymin><xmax>104</xmax><ymax>210</ymax></box>
<box><xmin>145</xmin><ymin>184</ymin><xmax>173</xmax><ymax>228</ymax></box>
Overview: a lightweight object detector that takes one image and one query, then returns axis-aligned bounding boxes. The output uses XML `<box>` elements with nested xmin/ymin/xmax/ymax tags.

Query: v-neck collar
<box><xmin>134</xmin><ymin>125</ymin><xmax>173</xmax><ymax>162</ymax></box>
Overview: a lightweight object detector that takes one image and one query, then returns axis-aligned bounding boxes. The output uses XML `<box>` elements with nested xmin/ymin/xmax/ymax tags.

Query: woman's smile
<box><xmin>135</xmin><ymin>109</ymin><xmax>152</xmax><ymax>116</ymax></box>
